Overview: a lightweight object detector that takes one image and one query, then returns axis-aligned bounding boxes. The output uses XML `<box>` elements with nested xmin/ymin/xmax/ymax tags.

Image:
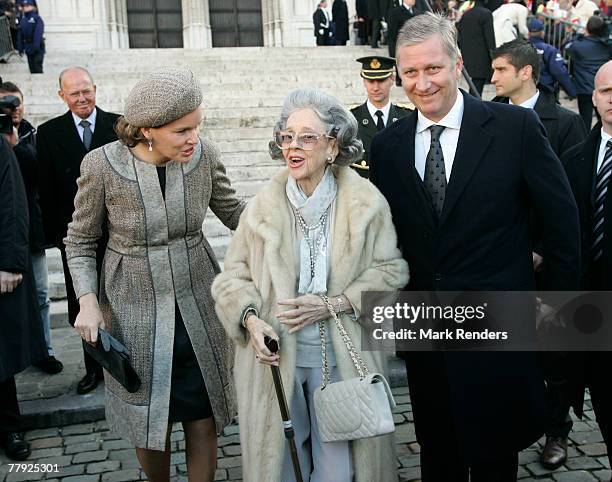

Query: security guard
<box><xmin>528</xmin><ymin>19</ymin><xmax>576</xmax><ymax>99</ymax></box>
<box><xmin>350</xmin><ymin>56</ymin><xmax>411</xmax><ymax>178</ymax></box>
<box><xmin>16</xmin><ymin>0</ymin><xmax>44</xmax><ymax>74</ymax></box>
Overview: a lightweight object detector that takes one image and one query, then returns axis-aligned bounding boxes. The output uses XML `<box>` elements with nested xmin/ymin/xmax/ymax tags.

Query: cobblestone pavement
<box><xmin>0</xmin><ymin>385</ymin><xmax>610</xmax><ymax>482</ymax></box>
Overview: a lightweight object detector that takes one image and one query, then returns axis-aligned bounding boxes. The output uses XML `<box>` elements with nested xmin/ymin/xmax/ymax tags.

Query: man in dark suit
<box><xmin>491</xmin><ymin>38</ymin><xmax>587</xmax><ymax>470</ymax></box>
<box><xmin>370</xmin><ymin>13</ymin><xmax>580</xmax><ymax>481</ymax></box>
<box><xmin>457</xmin><ymin>0</ymin><xmax>496</xmax><ymax>96</ymax></box>
<box><xmin>37</xmin><ymin>66</ymin><xmax>119</xmax><ymax>395</ymax></box>
<box><xmin>387</xmin><ymin>0</ymin><xmax>419</xmax><ymax>58</ymax></box>
<box><xmin>350</xmin><ymin>56</ymin><xmax>411</xmax><ymax>178</ymax></box>
<box><xmin>562</xmin><ymin>60</ymin><xmax>612</xmax><ymax>476</ymax></box>
<box><xmin>368</xmin><ymin>0</ymin><xmax>391</xmax><ymax>48</ymax></box>
<box><xmin>313</xmin><ymin>1</ymin><xmax>332</xmax><ymax>46</ymax></box>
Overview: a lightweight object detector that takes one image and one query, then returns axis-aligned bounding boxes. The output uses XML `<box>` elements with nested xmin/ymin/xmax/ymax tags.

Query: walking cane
<box><xmin>263</xmin><ymin>335</ymin><xmax>303</xmax><ymax>482</ymax></box>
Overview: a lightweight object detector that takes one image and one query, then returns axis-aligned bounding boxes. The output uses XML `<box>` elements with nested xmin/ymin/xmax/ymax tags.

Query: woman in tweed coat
<box><xmin>64</xmin><ymin>69</ymin><xmax>243</xmax><ymax>481</ymax></box>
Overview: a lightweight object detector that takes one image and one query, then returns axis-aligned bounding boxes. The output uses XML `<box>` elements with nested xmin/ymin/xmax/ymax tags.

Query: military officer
<box><xmin>350</xmin><ymin>56</ymin><xmax>411</xmax><ymax>178</ymax></box>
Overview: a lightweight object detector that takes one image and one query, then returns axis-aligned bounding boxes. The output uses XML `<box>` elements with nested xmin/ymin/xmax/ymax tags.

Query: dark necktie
<box><xmin>592</xmin><ymin>139</ymin><xmax>612</xmax><ymax>261</ymax></box>
<box><xmin>424</xmin><ymin>125</ymin><xmax>447</xmax><ymax>218</ymax></box>
<box><xmin>375</xmin><ymin>110</ymin><xmax>385</xmax><ymax>131</ymax></box>
<box><xmin>80</xmin><ymin>119</ymin><xmax>93</xmax><ymax>151</ymax></box>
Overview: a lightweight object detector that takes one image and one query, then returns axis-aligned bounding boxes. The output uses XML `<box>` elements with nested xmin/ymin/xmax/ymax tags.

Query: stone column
<box><xmin>181</xmin><ymin>0</ymin><xmax>212</xmax><ymax>48</ymax></box>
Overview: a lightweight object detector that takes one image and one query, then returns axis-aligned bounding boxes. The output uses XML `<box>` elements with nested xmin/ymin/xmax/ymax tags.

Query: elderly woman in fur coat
<box><xmin>212</xmin><ymin>88</ymin><xmax>409</xmax><ymax>482</ymax></box>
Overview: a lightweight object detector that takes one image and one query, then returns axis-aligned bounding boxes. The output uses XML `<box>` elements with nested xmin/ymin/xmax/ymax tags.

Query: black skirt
<box><xmin>168</xmin><ymin>304</ymin><xmax>213</xmax><ymax>423</ymax></box>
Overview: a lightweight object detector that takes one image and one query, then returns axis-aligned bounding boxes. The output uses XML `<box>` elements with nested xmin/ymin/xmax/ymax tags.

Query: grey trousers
<box><xmin>281</xmin><ymin>366</ymin><xmax>353</xmax><ymax>482</ymax></box>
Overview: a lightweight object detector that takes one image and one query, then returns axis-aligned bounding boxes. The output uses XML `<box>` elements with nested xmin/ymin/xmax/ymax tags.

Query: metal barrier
<box><xmin>0</xmin><ymin>15</ymin><xmax>15</xmax><ymax>61</ymax></box>
<box><xmin>532</xmin><ymin>13</ymin><xmax>580</xmax><ymax>62</ymax></box>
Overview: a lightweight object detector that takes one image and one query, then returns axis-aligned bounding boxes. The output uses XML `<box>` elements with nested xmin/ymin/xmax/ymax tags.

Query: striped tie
<box><xmin>592</xmin><ymin>140</ymin><xmax>612</xmax><ymax>261</ymax></box>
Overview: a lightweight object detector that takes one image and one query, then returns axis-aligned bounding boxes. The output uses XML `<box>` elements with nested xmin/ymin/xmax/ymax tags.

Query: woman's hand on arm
<box><xmin>245</xmin><ymin>314</ymin><xmax>280</xmax><ymax>366</ymax></box>
<box><xmin>74</xmin><ymin>292</ymin><xmax>105</xmax><ymax>345</ymax></box>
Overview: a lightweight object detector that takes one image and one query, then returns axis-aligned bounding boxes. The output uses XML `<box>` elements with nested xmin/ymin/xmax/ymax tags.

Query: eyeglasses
<box><xmin>64</xmin><ymin>89</ymin><xmax>94</xmax><ymax>101</ymax></box>
<box><xmin>273</xmin><ymin>131</ymin><xmax>335</xmax><ymax>151</ymax></box>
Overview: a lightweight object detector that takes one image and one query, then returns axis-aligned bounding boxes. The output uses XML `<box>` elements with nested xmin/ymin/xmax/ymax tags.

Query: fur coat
<box><xmin>212</xmin><ymin>165</ymin><xmax>409</xmax><ymax>482</ymax></box>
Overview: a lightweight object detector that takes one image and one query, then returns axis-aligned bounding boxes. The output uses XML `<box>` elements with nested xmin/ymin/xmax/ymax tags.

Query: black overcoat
<box><xmin>332</xmin><ymin>0</ymin><xmax>349</xmax><ymax>44</ymax></box>
<box><xmin>0</xmin><ymin>137</ymin><xmax>47</xmax><ymax>382</ymax></box>
<box><xmin>36</xmin><ymin>107</ymin><xmax>120</xmax><ymax>246</ymax></box>
<box><xmin>562</xmin><ymin>126</ymin><xmax>612</xmax><ymax>416</ymax></box>
<box><xmin>387</xmin><ymin>5</ymin><xmax>419</xmax><ymax>57</ymax></box>
<box><xmin>370</xmin><ymin>90</ymin><xmax>581</xmax><ymax>462</ymax></box>
<box><xmin>457</xmin><ymin>5</ymin><xmax>496</xmax><ymax>79</ymax></box>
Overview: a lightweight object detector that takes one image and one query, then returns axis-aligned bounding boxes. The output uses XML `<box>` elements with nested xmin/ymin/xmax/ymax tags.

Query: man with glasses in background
<box><xmin>36</xmin><ymin>67</ymin><xmax>119</xmax><ymax>395</ymax></box>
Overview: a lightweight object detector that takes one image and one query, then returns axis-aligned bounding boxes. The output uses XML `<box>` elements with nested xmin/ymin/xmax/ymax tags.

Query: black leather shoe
<box><xmin>76</xmin><ymin>371</ymin><xmax>103</xmax><ymax>395</ymax></box>
<box><xmin>34</xmin><ymin>356</ymin><xmax>64</xmax><ymax>374</ymax></box>
<box><xmin>2</xmin><ymin>432</ymin><xmax>31</xmax><ymax>461</ymax></box>
<box><xmin>540</xmin><ymin>436</ymin><xmax>568</xmax><ymax>469</ymax></box>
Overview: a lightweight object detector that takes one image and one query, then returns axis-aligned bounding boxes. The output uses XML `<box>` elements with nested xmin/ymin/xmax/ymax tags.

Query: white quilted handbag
<box><xmin>313</xmin><ymin>295</ymin><xmax>397</xmax><ymax>443</ymax></box>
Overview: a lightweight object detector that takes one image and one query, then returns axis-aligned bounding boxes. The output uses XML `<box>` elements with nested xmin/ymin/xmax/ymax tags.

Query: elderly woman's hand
<box><xmin>245</xmin><ymin>315</ymin><xmax>280</xmax><ymax>366</ymax></box>
<box><xmin>277</xmin><ymin>294</ymin><xmax>329</xmax><ymax>334</ymax></box>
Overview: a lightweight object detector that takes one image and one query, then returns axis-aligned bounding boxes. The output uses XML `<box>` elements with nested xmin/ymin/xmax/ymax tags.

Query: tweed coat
<box><xmin>64</xmin><ymin>138</ymin><xmax>244</xmax><ymax>450</ymax></box>
<box><xmin>212</xmin><ymin>166</ymin><xmax>409</xmax><ymax>482</ymax></box>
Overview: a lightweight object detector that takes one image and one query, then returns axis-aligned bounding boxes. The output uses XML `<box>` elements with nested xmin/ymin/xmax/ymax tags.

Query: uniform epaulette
<box><xmin>395</xmin><ymin>102</ymin><xmax>414</xmax><ymax>110</ymax></box>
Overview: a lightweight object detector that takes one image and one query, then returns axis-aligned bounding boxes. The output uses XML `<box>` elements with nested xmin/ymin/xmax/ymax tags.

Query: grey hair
<box><xmin>269</xmin><ymin>88</ymin><xmax>363</xmax><ymax>167</ymax></box>
<box><xmin>395</xmin><ymin>12</ymin><xmax>460</xmax><ymax>63</ymax></box>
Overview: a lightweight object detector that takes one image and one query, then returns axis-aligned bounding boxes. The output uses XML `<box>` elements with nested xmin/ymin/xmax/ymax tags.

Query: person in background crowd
<box><xmin>356</xmin><ymin>0</ymin><xmax>369</xmax><ymax>45</ymax></box>
<box><xmin>313</xmin><ymin>1</ymin><xmax>333</xmax><ymax>46</ymax></box>
<box><xmin>566</xmin><ymin>15</ymin><xmax>612</xmax><ymax>129</ymax></box>
<box><xmin>490</xmin><ymin>39</ymin><xmax>587</xmax><ymax>471</ymax></box>
<box><xmin>369</xmin><ymin>0</ymin><xmax>391</xmax><ymax>48</ymax></box>
<box><xmin>332</xmin><ymin>0</ymin><xmax>349</xmax><ymax>45</ymax></box>
<box><xmin>527</xmin><ymin>19</ymin><xmax>577</xmax><ymax>100</ymax></box>
<box><xmin>0</xmin><ymin>81</ymin><xmax>63</xmax><ymax>375</ymax></box>
<box><xmin>562</xmin><ymin>60</ymin><xmax>612</xmax><ymax>480</ymax></box>
<box><xmin>16</xmin><ymin>0</ymin><xmax>43</xmax><ymax>74</ymax></box>
<box><xmin>37</xmin><ymin>67</ymin><xmax>120</xmax><ymax>395</ymax></box>
<box><xmin>388</xmin><ymin>0</ymin><xmax>420</xmax><ymax>58</ymax></box>
<box><xmin>493</xmin><ymin>0</ymin><xmax>529</xmax><ymax>46</ymax></box>
<box><xmin>371</xmin><ymin>13</ymin><xmax>580</xmax><ymax>481</ymax></box>
<box><xmin>457</xmin><ymin>0</ymin><xmax>496</xmax><ymax>96</ymax></box>
<box><xmin>570</xmin><ymin>0</ymin><xmax>600</xmax><ymax>25</ymax></box>
<box><xmin>0</xmin><ymin>130</ymin><xmax>47</xmax><ymax>461</ymax></box>
<box><xmin>350</xmin><ymin>56</ymin><xmax>411</xmax><ymax>178</ymax></box>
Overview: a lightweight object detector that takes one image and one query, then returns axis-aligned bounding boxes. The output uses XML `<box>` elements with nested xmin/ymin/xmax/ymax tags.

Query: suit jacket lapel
<box><xmin>391</xmin><ymin>112</ymin><xmax>436</xmax><ymax>227</ymax></box>
<box><xmin>439</xmin><ymin>91</ymin><xmax>493</xmax><ymax>227</ymax></box>
<box><xmin>91</xmin><ymin>107</ymin><xmax>112</xmax><ymax>150</ymax></box>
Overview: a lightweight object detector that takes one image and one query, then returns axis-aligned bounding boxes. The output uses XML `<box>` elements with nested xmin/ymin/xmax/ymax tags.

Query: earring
<box><xmin>327</xmin><ymin>156</ymin><xmax>333</xmax><ymax>164</ymax></box>
<box><xmin>147</xmin><ymin>139</ymin><xmax>153</xmax><ymax>152</ymax></box>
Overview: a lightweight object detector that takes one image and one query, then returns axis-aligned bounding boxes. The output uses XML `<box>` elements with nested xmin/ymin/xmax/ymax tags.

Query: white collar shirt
<box><xmin>597</xmin><ymin>127</ymin><xmax>612</xmax><ymax>174</ymax></box>
<box><xmin>72</xmin><ymin>108</ymin><xmax>97</xmax><ymax>143</ymax></box>
<box><xmin>366</xmin><ymin>100</ymin><xmax>391</xmax><ymax>128</ymax></box>
<box><xmin>509</xmin><ymin>90</ymin><xmax>540</xmax><ymax>110</ymax></box>
<box><xmin>415</xmin><ymin>90</ymin><xmax>464</xmax><ymax>181</ymax></box>
<box><xmin>403</xmin><ymin>3</ymin><xmax>414</xmax><ymax>13</ymax></box>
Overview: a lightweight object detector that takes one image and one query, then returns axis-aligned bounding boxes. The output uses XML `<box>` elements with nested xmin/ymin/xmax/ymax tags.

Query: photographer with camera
<box><xmin>0</xmin><ymin>81</ymin><xmax>63</xmax><ymax>375</ymax></box>
<box><xmin>0</xmin><ymin>79</ymin><xmax>48</xmax><ymax>461</ymax></box>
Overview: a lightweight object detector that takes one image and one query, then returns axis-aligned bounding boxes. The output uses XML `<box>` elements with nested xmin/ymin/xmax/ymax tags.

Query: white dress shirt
<box><xmin>366</xmin><ymin>100</ymin><xmax>391</xmax><ymax>127</ymax></box>
<box><xmin>596</xmin><ymin>128</ymin><xmax>612</xmax><ymax>174</ymax></box>
<box><xmin>415</xmin><ymin>90</ymin><xmax>464</xmax><ymax>181</ymax></box>
<box><xmin>72</xmin><ymin>109</ymin><xmax>97</xmax><ymax>143</ymax></box>
<box><xmin>509</xmin><ymin>90</ymin><xmax>540</xmax><ymax>110</ymax></box>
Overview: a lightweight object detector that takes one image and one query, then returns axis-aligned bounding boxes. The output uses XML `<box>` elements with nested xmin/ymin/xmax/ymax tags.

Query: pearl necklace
<box><xmin>294</xmin><ymin>206</ymin><xmax>329</xmax><ymax>279</ymax></box>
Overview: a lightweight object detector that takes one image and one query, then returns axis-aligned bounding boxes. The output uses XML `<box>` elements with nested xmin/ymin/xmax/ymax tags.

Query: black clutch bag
<box><xmin>82</xmin><ymin>329</ymin><xmax>141</xmax><ymax>393</ymax></box>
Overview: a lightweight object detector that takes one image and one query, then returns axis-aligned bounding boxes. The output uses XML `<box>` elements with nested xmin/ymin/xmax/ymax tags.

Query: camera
<box><xmin>0</xmin><ymin>94</ymin><xmax>20</xmax><ymax>134</ymax></box>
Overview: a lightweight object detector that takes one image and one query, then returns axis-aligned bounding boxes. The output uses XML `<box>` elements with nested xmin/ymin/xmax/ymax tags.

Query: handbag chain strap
<box><xmin>318</xmin><ymin>294</ymin><xmax>369</xmax><ymax>389</ymax></box>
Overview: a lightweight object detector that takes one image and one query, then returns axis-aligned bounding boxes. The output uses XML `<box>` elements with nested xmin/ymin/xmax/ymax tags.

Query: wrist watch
<box><xmin>241</xmin><ymin>306</ymin><xmax>259</xmax><ymax>328</ymax></box>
